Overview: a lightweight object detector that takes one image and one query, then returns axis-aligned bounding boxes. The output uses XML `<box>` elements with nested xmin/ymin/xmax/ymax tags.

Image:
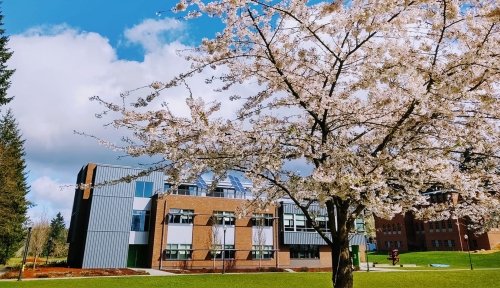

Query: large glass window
<box><xmin>283</xmin><ymin>213</ymin><xmax>327</xmax><ymax>232</ymax></box>
<box><xmin>169</xmin><ymin>209</ymin><xmax>194</xmax><ymax>224</ymax></box>
<box><xmin>131</xmin><ymin>210</ymin><xmax>150</xmax><ymax>231</ymax></box>
<box><xmin>212</xmin><ymin>245</ymin><xmax>235</xmax><ymax>259</ymax></box>
<box><xmin>252</xmin><ymin>214</ymin><xmax>273</xmax><ymax>226</ymax></box>
<box><xmin>213</xmin><ymin>211</ymin><xmax>235</xmax><ymax>225</ymax></box>
<box><xmin>289</xmin><ymin>245</ymin><xmax>320</xmax><ymax>259</ymax></box>
<box><xmin>207</xmin><ymin>187</ymin><xmax>235</xmax><ymax>198</ymax></box>
<box><xmin>135</xmin><ymin>181</ymin><xmax>154</xmax><ymax>198</ymax></box>
<box><xmin>176</xmin><ymin>184</ymin><xmax>198</xmax><ymax>196</ymax></box>
<box><xmin>252</xmin><ymin>245</ymin><xmax>274</xmax><ymax>259</ymax></box>
<box><xmin>163</xmin><ymin>244</ymin><xmax>192</xmax><ymax>260</ymax></box>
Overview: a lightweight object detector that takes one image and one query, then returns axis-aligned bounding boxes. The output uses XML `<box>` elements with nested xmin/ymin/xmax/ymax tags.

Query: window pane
<box><xmin>144</xmin><ymin>182</ymin><xmax>154</xmax><ymax>197</ymax></box>
<box><xmin>289</xmin><ymin>245</ymin><xmax>319</xmax><ymax>259</ymax></box>
<box><xmin>135</xmin><ymin>182</ymin><xmax>144</xmax><ymax>197</ymax></box>
<box><xmin>131</xmin><ymin>210</ymin><xmax>150</xmax><ymax>231</ymax></box>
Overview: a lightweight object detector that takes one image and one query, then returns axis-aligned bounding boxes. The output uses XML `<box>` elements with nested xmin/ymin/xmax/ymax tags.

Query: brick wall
<box><xmin>150</xmin><ymin>194</ymin><xmax>279</xmax><ymax>270</ymax></box>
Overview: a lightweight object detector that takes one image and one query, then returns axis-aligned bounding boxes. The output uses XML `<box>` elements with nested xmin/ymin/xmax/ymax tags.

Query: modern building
<box><xmin>68</xmin><ymin>163</ymin><xmax>367</xmax><ymax>270</ymax></box>
<box><xmin>374</xmin><ymin>191</ymin><xmax>500</xmax><ymax>252</ymax></box>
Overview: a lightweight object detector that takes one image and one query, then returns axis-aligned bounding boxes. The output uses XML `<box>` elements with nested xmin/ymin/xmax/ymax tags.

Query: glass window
<box><xmin>169</xmin><ymin>209</ymin><xmax>194</xmax><ymax>224</ymax></box>
<box><xmin>163</xmin><ymin>244</ymin><xmax>192</xmax><ymax>260</ymax></box>
<box><xmin>284</xmin><ymin>214</ymin><xmax>294</xmax><ymax>231</ymax></box>
<box><xmin>289</xmin><ymin>245</ymin><xmax>319</xmax><ymax>259</ymax></box>
<box><xmin>207</xmin><ymin>187</ymin><xmax>235</xmax><ymax>198</ymax></box>
<box><xmin>135</xmin><ymin>181</ymin><xmax>154</xmax><ymax>198</ymax></box>
<box><xmin>252</xmin><ymin>245</ymin><xmax>274</xmax><ymax>259</ymax></box>
<box><xmin>252</xmin><ymin>214</ymin><xmax>273</xmax><ymax>226</ymax></box>
<box><xmin>164</xmin><ymin>183</ymin><xmax>171</xmax><ymax>192</ymax></box>
<box><xmin>212</xmin><ymin>245</ymin><xmax>235</xmax><ymax>259</ymax></box>
<box><xmin>316</xmin><ymin>216</ymin><xmax>330</xmax><ymax>232</ymax></box>
<box><xmin>131</xmin><ymin>210</ymin><xmax>150</xmax><ymax>231</ymax></box>
<box><xmin>295</xmin><ymin>215</ymin><xmax>306</xmax><ymax>231</ymax></box>
<box><xmin>175</xmin><ymin>184</ymin><xmax>198</xmax><ymax>196</ymax></box>
<box><xmin>213</xmin><ymin>211</ymin><xmax>235</xmax><ymax>225</ymax></box>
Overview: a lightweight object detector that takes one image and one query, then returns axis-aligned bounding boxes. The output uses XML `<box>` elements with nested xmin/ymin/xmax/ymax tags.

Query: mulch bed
<box><xmin>1</xmin><ymin>267</ymin><xmax>148</xmax><ymax>279</ymax></box>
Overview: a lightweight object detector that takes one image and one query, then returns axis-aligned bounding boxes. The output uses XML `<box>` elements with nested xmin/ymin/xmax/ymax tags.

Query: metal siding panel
<box><xmin>282</xmin><ymin>202</ymin><xmax>327</xmax><ymax>215</ymax></box>
<box><xmin>283</xmin><ymin>232</ymin><xmax>330</xmax><ymax>245</ymax></box>
<box><xmin>283</xmin><ymin>232</ymin><xmax>366</xmax><ymax>246</ymax></box>
<box><xmin>83</xmin><ymin>232</ymin><xmax>129</xmax><ymax>268</ymax></box>
<box><xmin>349</xmin><ymin>234</ymin><xmax>366</xmax><ymax>246</ymax></box>
<box><xmin>88</xmin><ymin>196</ymin><xmax>133</xmax><ymax>232</ymax></box>
<box><xmin>93</xmin><ymin>165</ymin><xmax>164</xmax><ymax>197</ymax></box>
<box><xmin>81</xmin><ymin>164</ymin><xmax>163</xmax><ymax>268</ymax></box>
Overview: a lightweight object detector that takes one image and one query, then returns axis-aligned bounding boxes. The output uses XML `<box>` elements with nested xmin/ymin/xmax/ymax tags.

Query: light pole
<box><xmin>222</xmin><ymin>220</ymin><xmax>227</xmax><ymax>274</ymax></box>
<box><xmin>464</xmin><ymin>234</ymin><xmax>473</xmax><ymax>270</ymax></box>
<box><xmin>18</xmin><ymin>227</ymin><xmax>32</xmax><ymax>281</ymax></box>
<box><xmin>365</xmin><ymin>235</ymin><xmax>370</xmax><ymax>272</ymax></box>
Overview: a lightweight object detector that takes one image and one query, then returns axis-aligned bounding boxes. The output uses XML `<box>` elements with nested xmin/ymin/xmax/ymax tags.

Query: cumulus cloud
<box><xmin>6</xmin><ymin>19</ymin><xmax>194</xmax><ymax>220</ymax></box>
<box><xmin>28</xmin><ymin>176</ymin><xmax>74</xmax><ymax>224</ymax></box>
<box><xmin>6</xmin><ymin>18</ymin><xmax>261</xmax><ymax>221</ymax></box>
<box><xmin>124</xmin><ymin>18</ymin><xmax>186</xmax><ymax>52</ymax></box>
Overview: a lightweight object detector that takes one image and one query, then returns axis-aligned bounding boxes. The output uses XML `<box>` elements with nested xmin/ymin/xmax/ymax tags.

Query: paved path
<box><xmin>130</xmin><ymin>268</ymin><xmax>176</xmax><ymax>276</ymax></box>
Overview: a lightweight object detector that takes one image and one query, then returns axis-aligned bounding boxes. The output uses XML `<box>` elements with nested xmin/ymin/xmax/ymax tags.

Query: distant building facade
<box><xmin>374</xmin><ymin>191</ymin><xmax>500</xmax><ymax>252</ymax></box>
<box><xmin>68</xmin><ymin>163</ymin><xmax>366</xmax><ymax>270</ymax></box>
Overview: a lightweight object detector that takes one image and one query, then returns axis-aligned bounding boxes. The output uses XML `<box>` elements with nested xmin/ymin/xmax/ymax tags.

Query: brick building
<box><xmin>374</xmin><ymin>191</ymin><xmax>500</xmax><ymax>252</ymax></box>
<box><xmin>68</xmin><ymin>163</ymin><xmax>367</xmax><ymax>270</ymax></box>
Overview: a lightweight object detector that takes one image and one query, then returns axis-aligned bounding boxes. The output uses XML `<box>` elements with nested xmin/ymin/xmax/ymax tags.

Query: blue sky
<box><xmin>4</xmin><ymin>0</ymin><xmax>222</xmax><ymax>60</ymax></box>
<box><xmin>3</xmin><ymin>0</ymin><xmax>226</xmax><ymax>223</ymax></box>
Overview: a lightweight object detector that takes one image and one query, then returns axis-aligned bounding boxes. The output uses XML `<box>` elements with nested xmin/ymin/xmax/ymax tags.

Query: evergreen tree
<box><xmin>0</xmin><ymin>109</ymin><xmax>29</xmax><ymax>264</ymax></box>
<box><xmin>0</xmin><ymin>8</ymin><xmax>14</xmax><ymax>106</ymax></box>
<box><xmin>45</xmin><ymin>212</ymin><xmax>68</xmax><ymax>257</ymax></box>
<box><xmin>49</xmin><ymin>212</ymin><xmax>65</xmax><ymax>241</ymax></box>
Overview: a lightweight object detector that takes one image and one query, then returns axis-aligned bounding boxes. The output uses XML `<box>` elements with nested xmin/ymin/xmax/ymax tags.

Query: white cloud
<box><xmin>6</xmin><ymin>20</ymin><xmax>194</xmax><ymax>221</ymax></box>
<box><xmin>6</xmin><ymin>18</ymin><xmax>261</xmax><ymax>222</ymax></box>
<box><xmin>28</xmin><ymin>176</ymin><xmax>74</xmax><ymax>224</ymax></box>
<box><xmin>124</xmin><ymin>18</ymin><xmax>186</xmax><ymax>52</ymax></box>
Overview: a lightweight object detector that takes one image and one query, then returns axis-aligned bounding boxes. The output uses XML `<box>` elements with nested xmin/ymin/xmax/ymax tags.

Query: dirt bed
<box><xmin>1</xmin><ymin>267</ymin><xmax>148</xmax><ymax>279</ymax></box>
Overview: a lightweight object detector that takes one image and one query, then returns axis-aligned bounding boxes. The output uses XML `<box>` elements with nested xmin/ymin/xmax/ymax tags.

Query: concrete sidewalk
<box><xmin>130</xmin><ymin>268</ymin><xmax>176</xmax><ymax>276</ymax></box>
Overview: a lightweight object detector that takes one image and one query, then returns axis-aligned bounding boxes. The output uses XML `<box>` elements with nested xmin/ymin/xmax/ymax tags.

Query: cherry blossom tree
<box><xmin>92</xmin><ymin>1</ymin><xmax>499</xmax><ymax>287</ymax></box>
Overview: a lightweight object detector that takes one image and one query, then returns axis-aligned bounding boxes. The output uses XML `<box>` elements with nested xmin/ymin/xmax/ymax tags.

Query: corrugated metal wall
<box><xmin>81</xmin><ymin>164</ymin><xmax>163</xmax><ymax>268</ymax></box>
<box><xmin>283</xmin><ymin>231</ymin><xmax>330</xmax><ymax>245</ymax></box>
<box><xmin>282</xmin><ymin>202</ymin><xmax>328</xmax><ymax>215</ymax></box>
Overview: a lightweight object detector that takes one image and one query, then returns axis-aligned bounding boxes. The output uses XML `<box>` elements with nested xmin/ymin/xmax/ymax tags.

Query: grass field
<box><xmin>366</xmin><ymin>250</ymin><xmax>500</xmax><ymax>269</ymax></box>
<box><xmin>0</xmin><ymin>270</ymin><xmax>499</xmax><ymax>288</ymax></box>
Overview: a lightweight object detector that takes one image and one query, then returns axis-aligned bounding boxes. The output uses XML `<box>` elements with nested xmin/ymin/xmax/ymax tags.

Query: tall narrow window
<box><xmin>295</xmin><ymin>215</ymin><xmax>306</xmax><ymax>231</ymax></box>
<box><xmin>131</xmin><ymin>210</ymin><xmax>150</xmax><ymax>231</ymax></box>
<box><xmin>284</xmin><ymin>214</ymin><xmax>294</xmax><ymax>231</ymax></box>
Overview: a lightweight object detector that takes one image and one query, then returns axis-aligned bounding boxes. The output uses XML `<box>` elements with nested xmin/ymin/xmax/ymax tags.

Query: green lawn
<box><xmin>0</xmin><ymin>270</ymin><xmax>499</xmax><ymax>288</ymax></box>
<box><xmin>367</xmin><ymin>251</ymin><xmax>500</xmax><ymax>269</ymax></box>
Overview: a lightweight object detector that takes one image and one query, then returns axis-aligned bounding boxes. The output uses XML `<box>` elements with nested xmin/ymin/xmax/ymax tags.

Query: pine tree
<box><xmin>46</xmin><ymin>212</ymin><xmax>68</xmax><ymax>257</ymax></box>
<box><xmin>0</xmin><ymin>8</ymin><xmax>14</xmax><ymax>106</ymax></box>
<box><xmin>0</xmin><ymin>109</ymin><xmax>29</xmax><ymax>264</ymax></box>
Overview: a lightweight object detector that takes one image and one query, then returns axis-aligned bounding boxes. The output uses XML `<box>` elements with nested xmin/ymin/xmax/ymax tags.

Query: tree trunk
<box><xmin>327</xmin><ymin>201</ymin><xmax>354</xmax><ymax>288</ymax></box>
<box><xmin>330</xmin><ymin>235</ymin><xmax>353</xmax><ymax>288</ymax></box>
